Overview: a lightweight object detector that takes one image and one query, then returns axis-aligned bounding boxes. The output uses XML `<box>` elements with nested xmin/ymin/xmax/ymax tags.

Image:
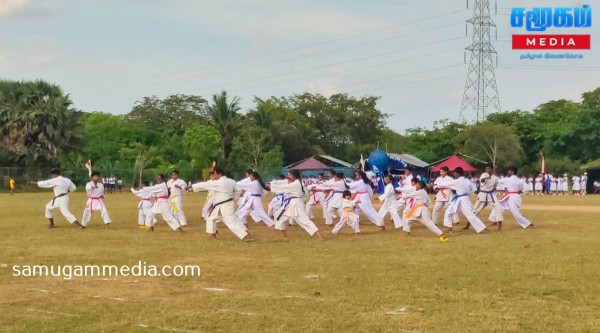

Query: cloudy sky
<box><xmin>1</xmin><ymin>0</ymin><xmax>599</xmax><ymax>133</ymax></box>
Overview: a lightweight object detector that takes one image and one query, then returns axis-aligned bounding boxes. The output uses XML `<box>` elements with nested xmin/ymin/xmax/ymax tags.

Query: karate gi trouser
<box><xmin>472</xmin><ymin>200</ymin><xmax>503</xmax><ymax>222</ymax></box>
<box><xmin>45</xmin><ymin>196</ymin><xmax>77</xmax><ymax>223</ymax></box>
<box><xmin>378</xmin><ymin>201</ymin><xmax>404</xmax><ymax>229</ymax></box>
<box><xmin>501</xmin><ymin>198</ymin><xmax>532</xmax><ymax>229</ymax></box>
<box><xmin>443</xmin><ymin>201</ymin><xmax>486</xmax><ymax>233</ymax></box>
<box><xmin>138</xmin><ymin>204</ymin><xmax>155</xmax><ymax>225</ymax></box>
<box><xmin>274</xmin><ymin>201</ymin><xmax>319</xmax><ymax>236</ymax></box>
<box><xmin>356</xmin><ymin>201</ymin><xmax>384</xmax><ymax>227</ymax></box>
<box><xmin>432</xmin><ymin>201</ymin><xmax>459</xmax><ymax>225</ymax></box>
<box><xmin>305</xmin><ymin>195</ymin><xmax>327</xmax><ymax>219</ymax></box>
<box><xmin>207</xmin><ymin>202</ymin><xmax>248</xmax><ymax>240</ymax></box>
<box><xmin>237</xmin><ymin>201</ymin><xmax>275</xmax><ymax>227</ymax></box>
<box><xmin>332</xmin><ymin>212</ymin><xmax>360</xmax><ymax>234</ymax></box>
<box><xmin>147</xmin><ymin>200</ymin><xmax>181</xmax><ymax>231</ymax></box>
<box><xmin>82</xmin><ymin>199</ymin><xmax>111</xmax><ymax>226</ymax></box>
<box><xmin>403</xmin><ymin>209</ymin><xmax>443</xmax><ymax>236</ymax></box>
<box><xmin>169</xmin><ymin>196</ymin><xmax>187</xmax><ymax>226</ymax></box>
<box><xmin>324</xmin><ymin>205</ymin><xmax>342</xmax><ymax>225</ymax></box>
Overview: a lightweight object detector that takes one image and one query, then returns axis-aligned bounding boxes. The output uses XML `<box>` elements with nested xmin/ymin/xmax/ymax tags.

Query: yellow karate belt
<box><xmin>169</xmin><ymin>196</ymin><xmax>180</xmax><ymax>213</ymax></box>
<box><xmin>405</xmin><ymin>203</ymin><xmax>425</xmax><ymax>219</ymax></box>
<box><xmin>343</xmin><ymin>208</ymin><xmax>353</xmax><ymax>226</ymax></box>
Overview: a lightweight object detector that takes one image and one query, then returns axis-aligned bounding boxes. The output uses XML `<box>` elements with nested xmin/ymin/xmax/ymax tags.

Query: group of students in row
<box><xmin>34</xmin><ymin>164</ymin><xmax>536</xmax><ymax>242</ymax></box>
<box><xmin>528</xmin><ymin>173</ymin><xmax>590</xmax><ymax>195</ymax></box>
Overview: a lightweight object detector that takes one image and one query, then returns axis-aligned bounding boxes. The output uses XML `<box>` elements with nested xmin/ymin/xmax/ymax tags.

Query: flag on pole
<box><xmin>85</xmin><ymin>159</ymin><xmax>92</xmax><ymax>177</ymax></box>
<box><xmin>540</xmin><ymin>151</ymin><xmax>546</xmax><ymax>174</ymax></box>
<box><xmin>360</xmin><ymin>154</ymin><xmax>365</xmax><ymax>172</ymax></box>
<box><xmin>211</xmin><ymin>160</ymin><xmax>217</xmax><ymax>172</ymax></box>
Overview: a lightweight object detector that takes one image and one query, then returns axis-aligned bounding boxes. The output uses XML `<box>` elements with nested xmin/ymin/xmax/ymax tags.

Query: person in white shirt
<box><xmin>236</xmin><ymin>171</ymin><xmax>275</xmax><ymax>227</ymax></box>
<box><xmin>131</xmin><ymin>182</ymin><xmax>155</xmax><ymax>229</ymax></box>
<box><xmin>145</xmin><ymin>174</ymin><xmax>184</xmax><ymax>232</ymax></box>
<box><xmin>31</xmin><ymin>168</ymin><xmax>84</xmax><ymax>229</ymax></box>
<box><xmin>396</xmin><ymin>168</ymin><xmax>414</xmax><ymax>211</ymax></box>
<box><xmin>237</xmin><ymin>169</ymin><xmax>262</xmax><ymax>225</ymax></box>
<box><xmin>580</xmin><ymin>172</ymin><xmax>588</xmax><ymax>195</ymax></box>
<box><xmin>572</xmin><ymin>174</ymin><xmax>581</xmax><ymax>195</ymax></box>
<box><xmin>401</xmin><ymin>180</ymin><xmax>449</xmax><ymax>242</ymax></box>
<box><xmin>305</xmin><ymin>173</ymin><xmax>328</xmax><ymax>220</ymax></box>
<box><xmin>269</xmin><ymin>169</ymin><xmax>324</xmax><ymax>240</ymax></box>
<box><xmin>377</xmin><ymin>174</ymin><xmax>404</xmax><ymax>229</ymax></box>
<box><xmin>432</xmin><ymin>167</ymin><xmax>459</xmax><ymax>226</ymax></box>
<box><xmin>470</xmin><ymin>166</ymin><xmax>503</xmax><ymax>230</ymax></box>
<box><xmin>167</xmin><ymin>170</ymin><xmax>188</xmax><ymax>227</ymax></box>
<box><xmin>348</xmin><ymin>171</ymin><xmax>385</xmax><ymax>230</ymax></box>
<box><xmin>331</xmin><ymin>190</ymin><xmax>361</xmax><ymax>235</ymax></box>
<box><xmin>495</xmin><ymin>166</ymin><xmax>535</xmax><ymax>230</ymax></box>
<box><xmin>435</xmin><ymin>167</ymin><xmax>489</xmax><ymax>234</ymax></box>
<box><xmin>81</xmin><ymin>171</ymin><xmax>112</xmax><ymax>228</ymax></box>
<box><xmin>314</xmin><ymin>173</ymin><xmax>348</xmax><ymax>226</ymax></box>
<box><xmin>527</xmin><ymin>176</ymin><xmax>534</xmax><ymax>195</ymax></box>
<box><xmin>267</xmin><ymin>175</ymin><xmax>286</xmax><ymax>219</ymax></box>
<box><xmin>188</xmin><ymin>168</ymin><xmax>253</xmax><ymax>241</ymax></box>
<box><xmin>534</xmin><ymin>174</ymin><xmax>543</xmax><ymax>195</ymax></box>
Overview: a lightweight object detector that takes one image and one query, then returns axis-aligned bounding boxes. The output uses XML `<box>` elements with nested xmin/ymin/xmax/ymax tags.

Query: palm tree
<box><xmin>209</xmin><ymin>91</ymin><xmax>241</xmax><ymax>159</ymax></box>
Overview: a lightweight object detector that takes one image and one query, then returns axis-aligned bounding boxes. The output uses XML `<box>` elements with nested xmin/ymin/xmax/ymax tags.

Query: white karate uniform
<box><xmin>496</xmin><ymin>175</ymin><xmax>533</xmax><ymax>228</ymax></box>
<box><xmin>572</xmin><ymin>176</ymin><xmax>581</xmax><ymax>191</ymax></box>
<box><xmin>472</xmin><ymin>172</ymin><xmax>503</xmax><ymax>223</ymax></box>
<box><xmin>377</xmin><ymin>183</ymin><xmax>404</xmax><ymax>229</ymax></box>
<box><xmin>332</xmin><ymin>198</ymin><xmax>360</xmax><ymax>234</ymax></box>
<box><xmin>270</xmin><ymin>179</ymin><xmax>319</xmax><ymax>236</ymax></box>
<box><xmin>432</xmin><ymin>175</ymin><xmax>459</xmax><ymax>225</ymax></box>
<box><xmin>81</xmin><ymin>181</ymin><xmax>111</xmax><ymax>226</ymax></box>
<box><xmin>316</xmin><ymin>179</ymin><xmax>347</xmax><ymax>225</ymax></box>
<box><xmin>236</xmin><ymin>180</ymin><xmax>274</xmax><ymax>227</ymax></box>
<box><xmin>435</xmin><ymin>177</ymin><xmax>487</xmax><ymax>233</ymax></box>
<box><xmin>191</xmin><ymin>177</ymin><xmax>248</xmax><ymax>239</ymax></box>
<box><xmin>396</xmin><ymin>174</ymin><xmax>414</xmax><ymax>209</ymax></box>
<box><xmin>202</xmin><ymin>181</ymin><xmax>216</xmax><ymax>221</ymax></box>
<box><xmin>37</xmin><ymin>176</ymin><xmax>78</xmax><ymax>223</ymax></box>
<box><xmin>131</xmin><ymin>188</ymin><xmax>155</xmax><ymax>226</ymax></box>
<box><xmin>305</xmin><ymin>182</ymin><xmax>328</xmax><ymax>219</ymax></box>
<box><xmin>347</xmin><ymin>180</ymin><xmax>383</xmax><ymax>227</ymax></box>
<box><xmin>236</xmin><ymin>177</ymin><xmax>262</xmax><ymax>224</ymax></box>
<box><xmin>401</xmin><ymin>189</ymin><xmax>444</xmax><ymax>236</ymax></box>
<box><xmin>167</xmin><ymin>178</ymin><xmax>188</xmax><ymax>226</ymax></box>
<box><xmin>144</xmin><ymin>182</ymin><xmax>182</xmax><ymax>231</ymax></box>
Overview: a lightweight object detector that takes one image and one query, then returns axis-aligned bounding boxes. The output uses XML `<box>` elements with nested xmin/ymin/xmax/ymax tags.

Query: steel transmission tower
<box><xmin>459</xmin><ymin>0</ymin><xmax>500</xmax><ymax>123</ymax></box>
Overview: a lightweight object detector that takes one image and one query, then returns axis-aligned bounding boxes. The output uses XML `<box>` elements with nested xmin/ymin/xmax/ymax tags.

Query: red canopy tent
<box><xmin>430</xmin><ymin>155</ymin><xmax>477</xmax><ymax>172</ymax></box>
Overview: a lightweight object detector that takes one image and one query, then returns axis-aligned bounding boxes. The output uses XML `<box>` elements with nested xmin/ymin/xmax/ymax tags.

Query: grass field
<box><xmin>1</xmin><ymin>192</ymin><xmax>599</xmax><ymax>332</ymax></box>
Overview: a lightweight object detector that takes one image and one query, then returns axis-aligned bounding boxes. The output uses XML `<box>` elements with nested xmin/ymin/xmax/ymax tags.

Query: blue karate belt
<box><xmin>479</xmin><ymin>190</ymin><xmax>495</xmax><ymax>204</ymax></box>
<box><xmin>451</xmin><ymin>193</ymin><xmax>467</xmax><ymax>202</ymax></box>
<box><xmin>276</xmin><ymin>196</ymin><xmax>299</xmax><ymax>220</ymax></box>
<box><xmin>325</xmin><ymin>191</ymin><xmax>344</xmax><ymax>203</ymax></box>
<box><xmin>275</xmin><ymin>193</ymin><xmax>284</xmax><ymax>201</ymax></box>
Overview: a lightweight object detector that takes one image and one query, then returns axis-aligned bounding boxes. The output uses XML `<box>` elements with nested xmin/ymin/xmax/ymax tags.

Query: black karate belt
<box><xmin>208</xmin><ymin>198</ymin><xmax>233</xmax><ymax>216</ymax></box>
<box><xmin>52</xmin><ymin>193</ymin><xmax>68</xmax><ymax>206</ymax></box>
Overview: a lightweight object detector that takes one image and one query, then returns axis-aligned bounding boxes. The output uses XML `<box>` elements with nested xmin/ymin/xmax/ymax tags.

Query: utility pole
<box><xmin>460</xmin><ymin>0</ymin><xmax>501</xmax><ymax>123</ymax></box>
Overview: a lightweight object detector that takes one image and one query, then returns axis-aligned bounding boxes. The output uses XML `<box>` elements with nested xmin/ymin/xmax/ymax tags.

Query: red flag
<box><xmin>540</xmin><ymin>152</ymin><xmax>546</xmax><ymax>174</ymax></box>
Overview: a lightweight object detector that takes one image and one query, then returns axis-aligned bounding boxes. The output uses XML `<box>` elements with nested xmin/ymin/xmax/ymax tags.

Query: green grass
<box><xmin>1</xmin><ymin>192</ymin><xmax>599</xmax><ymax>332</ymax></box>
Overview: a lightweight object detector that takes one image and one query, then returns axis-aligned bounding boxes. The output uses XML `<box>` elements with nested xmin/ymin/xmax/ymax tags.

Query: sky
<box><xmin>1</xmin><ymin>0</ymin><xmax>599</xmax><ymax>133</ymax></box>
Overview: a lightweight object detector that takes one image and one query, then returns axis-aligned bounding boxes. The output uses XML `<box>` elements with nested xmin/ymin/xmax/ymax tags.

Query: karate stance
<box><xmin>31</xmin><ymin>168</ymin><xmax>84</xmax><ymax>229</ymax></box>
<box><xmin>432</xmin><ymin>167</ymin><xmax>459</xmax><ymax>226</ymax></box>
<box><xmin>332</xmin><ymin>190</ymin><xmax>361</xmax><ymax>235</ymax></box>
<box><xmin>269</xmin><ymin>169</ymin><xmax>324</xmax><ymax>240</ymax></box>
<box><xmin>495</xmin><ymin>166</ymin><xmax>535</xmax><ymax>229</ymax></box>
<box><xmin>131</xmin><ymin>182</ymin><xmax>155</xmax><ymax>229</ymax></box>
<box><xmin>348</xmin><ymin>171</ymin><xmax>384</xmax><ymax>230</ymax></box>
<box><xmin>81</xmin><ymin>171</ymin><xmax>112</xmax><ymax>228</ymax></box>
<box><xmin>167</xmin><ymin>170</ymin><xmax>188</xmax><ymax>227</ymax></box>
<box><xmin>144</xmin><ymin>174</ymin><xmax>184</xmax><ymax>232</ymax></box>
<box><xmin>377</xmin><ymin>174</ymin><xmax>404</xmax><ymax>229</ymax></box>
<box><xmin>435</xmin><ymin>167</ymin><xmax>488</xmax><ymax>234</ymax></box>
<box><xmin>236</xmin><ymin>171</ymin><xmax>275</xmax><ymax>227</ymax></box>
<box><xmin>401</xmin><ymin>181</ymin><xmax>449</xmax><ymax>242</ymax></box>
<box><xmin>305</xmin><ymin>173</ymin><xmax>328</xmax><ymax>219</ymax></box>
<box><xmin>188</xmin><ymin>168</ymin><xmax>253</xmax><ymax>241</ymax></box>
<box><xmin>470</xmin><ymin>166</ymin><xmax>503</xmax><ymax>230</ymax></box>
<box><xmin>314</xmin><ymin>173</ymin><xmax>348</xmax><ymax>226</ymax></box>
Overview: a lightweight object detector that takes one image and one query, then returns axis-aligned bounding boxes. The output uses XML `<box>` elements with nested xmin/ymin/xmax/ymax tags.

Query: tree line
<box><xmin>1</xmin><ymin>79</ymin><xmax>599</xmax><ymax>184</ymax></box>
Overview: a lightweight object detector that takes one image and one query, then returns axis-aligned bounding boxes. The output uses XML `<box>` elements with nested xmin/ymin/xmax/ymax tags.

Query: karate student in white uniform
<box><xmin>396</xmin><ymin>168</ymin><xmax>414</xmax><ymax>211</ymax></box>
<box><xmin>188</xmin><ymin>168</ymin><xmax>253</xmax><ymax>241</ymax></box>
<box><xmin>432</xmin><ymin>167</ymin><xmax>459</xmax><ymax>226</ymax></box>
<box><xmin>269</xmin><ymin>169</ymin><xmax>324</xmax><ymax>240</ymax></box>
<box><xmin>145</xmin><ymin>174</ymin><xmax>184</xmax><ymax>232</ymax></box>
<box><xmin>236</xmin><ymin>171</ymin><xmax>275</xmax><ymax>228</ymax></box>
<box><xmin>348</xmin><ymin>171</ymin><xmax>385</xmax><ymax>229</ymax></box>
<box><xmin>131</xmin><ymin>182</ymin><xmax>155</xmax><ymax>229</ymax></box>
<box><xmin>435</xmin><ymin>167</ymin><xmax>489</xmax><ymax>234</ymax></box>
<box><xmin>377</xmin><ymin>174</ymin><xmax>404</xmax><ymax>229</ymax></box>
<box><xmin>167</xmin><ymin>170</ymin><xmax>188</xmax><ymax>227</ymax></box>
<box><xmin>470</xmin><ymin>166</ymin><xmax>503</xmax><ymax>230</ymax></box>
<box><xmin>305</xmin><ymin>173</ymin><xmax>328</xmax><ymax>220</ymax></box>
<box><xmin>237</xmin><ymin>169</ymin><xmax>262</xmax><ymax>224</ymax></box>
<box><xmin>401</xmin><ymin>180</ymin><xmax>449</xmax><ymax>242</ymax></box>
<box><xmin>267</xmin><ymin>175</ymin><xmax>286</xmax><ymax>218</ymax></box>
<box><xmin>332</xmin><ymin>190</ymin><xmax>361</xmax><ymax>235</ymax></box>
<box><xmin>495</xmin><ymin>166</ymin><xmax>535</xmax><ymax>229</ymax></box>
<box><xmin>315</xmin><ymin>173</ymin><xmax>348</xmax><ymax>226</ymax></box>
<box><xmin>81</xmin><ymin>171</ymin><xmax>112</xmax><ymax>228</ymax></box>
<box><xmin>31</xmin><ymin>168</ymin><xmax>84</xmax><ymax>229</ymax></box>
